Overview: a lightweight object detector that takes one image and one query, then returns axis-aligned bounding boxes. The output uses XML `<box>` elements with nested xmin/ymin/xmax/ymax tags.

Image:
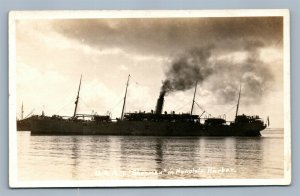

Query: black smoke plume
<box><xmin>160</xmin><ymin>41</ymin><xmax>274</xmax><ymax>105</ymax></box>
<box><xmin>161</xmin><ymin>45</ymin><xmax>215</xmax><ymax>94</ymax></box>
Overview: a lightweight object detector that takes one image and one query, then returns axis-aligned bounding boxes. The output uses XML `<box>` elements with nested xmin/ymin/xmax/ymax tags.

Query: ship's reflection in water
<box><xmin>17</xmin><ymin>129</ymin><xmax>284</xmax><ymax>180</ymax></box>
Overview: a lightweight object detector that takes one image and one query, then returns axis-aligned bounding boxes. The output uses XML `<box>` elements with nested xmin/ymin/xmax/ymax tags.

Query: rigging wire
<box><xmin>132</xmin><ymin>75</ymin><xmax>203</xmax><ymax>114</ymax></box>
<box><xmin>54</xmin><ymin>100</ymin><xmax>73</xmax><ymax>115</ymax></box>
<box><xmin>54</xmin><ymin>75</ymin><xmax>133</xmax><ymax>116</ymax></box>
<box><xmin>77</xmin><ymin>98</ymin><xmax>91</xmax><ymax>113</ymax></box>
<box><xmin>194</xmin><ymin>101</ymin><xmax>206</xmax><ymax>113</ymax></box>
<box><xmin>194</xmin><ymin>101</ymin><xmax>214</xmax><ymax>117</ymax></box>
<box><xmin>24</xmin><ymin>109</ymin><xmax>35</xmax><ymax>118</ymax></box>
<box><xmin>194</xmin><ymin>90</ymin><xmax>238</xmax><ymax>117</ymax></box>
<box><xmin>109</xmin><ymin>97</ymin><xmax>124</xmax><ymax>112</ymax></box>
<box><xmin>174</xmin><ymin>101</ymin><xmax>192</xmax><ymax>112</ymax></box>
<box><xmin>224</xmin><ymin>104</ymin><xmax>237</xmax><ymax>115</ymax></box>
<box><xmin>52</xmin><ymin>84</ymin><xmax>80</xmax><ymax>115</ymax></box>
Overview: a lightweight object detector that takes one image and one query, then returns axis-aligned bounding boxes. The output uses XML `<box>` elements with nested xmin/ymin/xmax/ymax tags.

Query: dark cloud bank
<box><xmin>52</xmin><ymin>17</ymin><xmax>282</xmax><ymax>104</ymax></box>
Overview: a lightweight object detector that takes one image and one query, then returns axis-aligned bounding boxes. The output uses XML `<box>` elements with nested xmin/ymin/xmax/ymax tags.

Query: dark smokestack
<box><xmin>155</xmin><ymin>91</ymin><xmax>165</xmax><ymax>115</ymax></box>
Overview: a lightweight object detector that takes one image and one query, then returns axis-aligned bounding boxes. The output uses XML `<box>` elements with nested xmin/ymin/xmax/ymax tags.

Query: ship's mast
<box><xmin>235</xmin><ymin>85</ymin><xmax>242</xmax><ymax>118</ymax></box>
<box><xmin>190</xmin><ymin>81</ymin><xmax>198</xmax><ymax>115</ymax></box>
<box><xmin>121</xmin><ymin>74</ymin><xmax>130</xmax><ymax>120</ymax></box>
<box><xmin>73</xmin><ymin>74</ymin><xmax>82</xmax><ymax>118</ymax></box>
<box><xmin>21</xmin><ymin>102</ymin><xmax>24</xmax><ymax>120</ymax></box>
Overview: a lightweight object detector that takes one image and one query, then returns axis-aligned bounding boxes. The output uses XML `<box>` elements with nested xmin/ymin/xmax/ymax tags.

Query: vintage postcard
<box><xmin>9</xmin><ymin>10</ymin><xmax>291</xmax><ymax>187</ymax></box>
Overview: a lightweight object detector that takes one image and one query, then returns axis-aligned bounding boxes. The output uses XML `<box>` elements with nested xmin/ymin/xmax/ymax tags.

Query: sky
<box><xmin>15</xmin><ymin>16</ymin><xmax>284</xmax><ymax>128</ymax></box>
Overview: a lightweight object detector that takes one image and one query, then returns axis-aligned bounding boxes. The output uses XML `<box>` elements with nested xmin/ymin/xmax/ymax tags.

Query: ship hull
<box><xmin>17</xmin><ymin>117</ymin><xmax>33</xmax><ymax>131</ymax></box>
<box><xmin>31</xmin><ymin>118</ymin><xmax>265</xmax><ymax>137</ymax></box>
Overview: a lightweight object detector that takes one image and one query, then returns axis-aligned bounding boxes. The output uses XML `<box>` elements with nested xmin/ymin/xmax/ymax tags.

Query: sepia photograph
<box><xmin>9</xmin><ymin>10</ymin><xmax>291</xmax><ymax>187</ymax></box>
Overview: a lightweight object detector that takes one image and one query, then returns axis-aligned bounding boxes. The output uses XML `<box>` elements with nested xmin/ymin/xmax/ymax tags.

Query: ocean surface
<box><xmin>17</xmin><ymin>129</ymin><xmax>284</xmax><ymax>180</ymax></box>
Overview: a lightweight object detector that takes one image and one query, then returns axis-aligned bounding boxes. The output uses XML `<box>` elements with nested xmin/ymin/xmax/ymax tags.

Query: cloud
<box><xmin>52</xmin><ymin>17</ymin><xmax>283</xmax><ymax>57</ymax></box>
<box><xmin>50</xmin><ymin>17</ymin><xmax>282</xmax><ymax>105</ymax></box>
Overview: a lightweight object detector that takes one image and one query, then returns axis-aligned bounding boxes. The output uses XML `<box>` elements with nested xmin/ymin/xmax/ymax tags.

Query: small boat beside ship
<box><xmin>16</xmin><ymin>102</ymin><xmax>35</xmax><ymax>131</ymax></box>
<box><xmin>29</xmin><ymin>75</ymin><xmax>267</xmax><ymax>136</ymax></box>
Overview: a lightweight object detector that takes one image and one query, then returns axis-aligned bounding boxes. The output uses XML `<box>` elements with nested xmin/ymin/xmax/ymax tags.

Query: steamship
<box><xmin>30</xmin><ymin>75</ymin><xmax>267</xmax><ymax>136</ymax></box>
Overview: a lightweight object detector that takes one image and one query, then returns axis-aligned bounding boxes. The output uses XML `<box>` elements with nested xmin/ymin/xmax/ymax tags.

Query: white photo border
<box><xmin>8</xmin><ymin>9</ymin><xmax>291</xmax><ymax>188</ymax></box>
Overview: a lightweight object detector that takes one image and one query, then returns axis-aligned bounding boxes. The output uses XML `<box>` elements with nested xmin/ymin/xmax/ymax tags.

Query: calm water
<box><xmin>17</xmin><ymin>129</ymin><xmax>284</xmax><ymax>180</ymax></box>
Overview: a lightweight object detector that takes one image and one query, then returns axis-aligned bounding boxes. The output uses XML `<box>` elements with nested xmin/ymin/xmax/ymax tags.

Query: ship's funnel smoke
<box><xmin>161</xmin><ymin>45</ymin><xmax>214</xmax><ymax>94</ymax></box>
<box><xmin>155</xmin><ymin>45</ymin><xmax>214</xmax><ymax>113</ymax></box>
<box><xmin>160</xmin><ymin>41</ymin><xmax>274</xmax><ymax>105</ymax></box>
